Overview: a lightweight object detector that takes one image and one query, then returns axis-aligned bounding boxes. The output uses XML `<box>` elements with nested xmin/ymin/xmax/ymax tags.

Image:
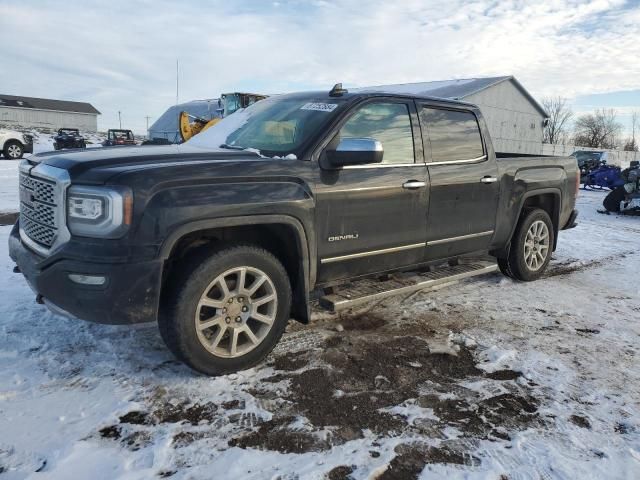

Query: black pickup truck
<box><xmin>9</xmin><ymin>87</ymin><xmax>579</xmax><ymax>375</ymax></box>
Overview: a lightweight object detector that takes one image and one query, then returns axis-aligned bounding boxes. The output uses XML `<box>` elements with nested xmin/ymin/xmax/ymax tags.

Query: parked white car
<box><xmin>0</xmin><ymin>129</ymin><xmax>33</xmax><ymax>159</ymax></box>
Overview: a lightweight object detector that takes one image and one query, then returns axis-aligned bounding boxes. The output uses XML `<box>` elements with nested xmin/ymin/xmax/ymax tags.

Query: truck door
<box><xmin>418</xmin><ymin>105</ymin><xmax>500</xmax><ymax>260</ymax></box>
<box><xmin>315</xmin><ymin>99</ymin><xmax>429</xmax><ymax>283</ymax></box>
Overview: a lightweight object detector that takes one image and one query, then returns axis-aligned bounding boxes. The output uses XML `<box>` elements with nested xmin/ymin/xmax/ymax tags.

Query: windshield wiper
<box><xmin>219</xmin><ymin>143</ymin><xmax>245</xmax><ymax>150</ymax></box>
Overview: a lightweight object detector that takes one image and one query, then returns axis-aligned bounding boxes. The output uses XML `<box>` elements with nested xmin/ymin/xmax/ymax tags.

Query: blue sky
<box><xmin>1</xmin><ymin>0</ymin><xmax>639</xmax><ymax>137</ymax></box>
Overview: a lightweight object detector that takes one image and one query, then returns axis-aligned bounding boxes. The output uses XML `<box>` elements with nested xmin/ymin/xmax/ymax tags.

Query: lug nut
<box><xmin>225</xmin><ymin>317</ymin><xmax>231</xmax><ymax>324</ymax></box>
<box><xmin>235</xmin><ymin>316</ymin><xmax>242</xmax><ymax>323</ymax></box>
<box><xmin>242</xmin><ymin>306</ymin><xmax>248</xmax><ymax>312</ymax></box>
<box><xmin>222</xmin><ymin>307</ymin><xmax>227</xmax><ymax>313</ymax></box>
<box><xmin>238</xmin><ymin>297</ymin><xmax>244</xmax><ymax>303</ymax></box>
<box><xmin>228</xmin><ymin>298</ymin><xmax>233</xmax><ymax>304</ymax></box>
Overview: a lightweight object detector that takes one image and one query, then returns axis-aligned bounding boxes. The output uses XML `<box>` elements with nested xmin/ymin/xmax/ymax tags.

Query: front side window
<box><xmin>421</xmin><ymin>108</ymin><xmax>484</xmax><ymax>163</ymax></box>
<box><xmin>339</xmin><ymin>102</ymin><xmax>414</xmax><ymax>164</ymax></box>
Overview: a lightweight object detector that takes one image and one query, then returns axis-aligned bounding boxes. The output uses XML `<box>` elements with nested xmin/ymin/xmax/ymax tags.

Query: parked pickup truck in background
<box><xmin>9</xmin><ymin>86</ymin><xmax>579</xmax><ymax>375</ymax></box>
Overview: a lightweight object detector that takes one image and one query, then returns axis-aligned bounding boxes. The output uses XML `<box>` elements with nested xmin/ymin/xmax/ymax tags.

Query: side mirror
<box><xmin>326</xmin><ymin>138</ymin><xmax>383</xmax><ymax>166</ymax></box>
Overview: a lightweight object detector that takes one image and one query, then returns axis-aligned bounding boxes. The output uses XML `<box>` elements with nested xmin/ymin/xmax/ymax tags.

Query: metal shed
<box><xmin>0</xmin><ymin>94</ymin><xmax>100</xmax><ymax>132</ymax></box>
<box><xmin>356</xmin><ymin>76</ymin><xmax>549</xmax><ymax>155</ymax></box>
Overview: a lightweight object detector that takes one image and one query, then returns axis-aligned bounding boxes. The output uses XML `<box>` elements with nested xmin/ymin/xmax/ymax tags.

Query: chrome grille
<box><xmin>19</xmin><ymin>172</ymin><xmax>59</xmax><ymax>248</ymax></box>
<box><xmin>20</xmin><ymin>216</ymin><xmax>57</xmax><ymax>247</ymax></box>
<box><xmin>20</xmin><ymin>174</ymin><xmax>56</xmax><ymax>204</ymax></box>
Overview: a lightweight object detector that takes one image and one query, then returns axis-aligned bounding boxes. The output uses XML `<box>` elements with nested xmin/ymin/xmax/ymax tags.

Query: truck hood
<box><xmin>28</xmin><ymin>144</ymin><xmax>263</xmax><ymax>179</ymax></box>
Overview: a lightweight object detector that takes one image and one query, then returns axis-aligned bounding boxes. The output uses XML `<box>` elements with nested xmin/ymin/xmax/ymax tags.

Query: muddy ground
<box><xmin>98</xmin><ymin>309</ymin><xmax>540</xmax><ymax>479</ymax></box>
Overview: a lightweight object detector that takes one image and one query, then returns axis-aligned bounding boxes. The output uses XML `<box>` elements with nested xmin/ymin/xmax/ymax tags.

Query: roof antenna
<box><xmin>329</xmin><ymin>83</ymin><xmax>348</xmax><ymax>97</ymax></box>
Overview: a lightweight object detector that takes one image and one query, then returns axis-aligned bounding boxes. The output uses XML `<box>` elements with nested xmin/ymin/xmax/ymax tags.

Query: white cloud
<box><xmin>0</xmin><ymin>0</ymin><xmax>638</xmax><ymax>133</ymax></box>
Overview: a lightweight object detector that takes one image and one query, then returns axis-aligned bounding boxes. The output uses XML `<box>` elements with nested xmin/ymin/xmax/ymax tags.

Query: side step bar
<box><xmin>319</xmin><ymin>261</ymin><xmax>498</xmax><ymax>312</ymax></box>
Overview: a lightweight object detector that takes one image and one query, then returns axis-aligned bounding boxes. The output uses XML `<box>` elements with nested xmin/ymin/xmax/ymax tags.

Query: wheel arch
<box><xmin>3</xmin><ymin>138</ymin><xmax>24</xmax><ymax>152</ymax></box>
<box><xmin>493</xmin><ymin>188</ymin><xmax>562</xmax><ymax>259</ymax></box>
<box><xmin>159</xmin><ymin>215</ymin><xmax>313</xmax><ymax>323</ymax></box>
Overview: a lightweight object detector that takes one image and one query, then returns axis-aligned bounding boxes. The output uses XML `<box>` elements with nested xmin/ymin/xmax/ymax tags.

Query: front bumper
<box><xmin>9</xmin><ymin>223</ymin><xmax>163</xmax><ymax>325</ymax></box>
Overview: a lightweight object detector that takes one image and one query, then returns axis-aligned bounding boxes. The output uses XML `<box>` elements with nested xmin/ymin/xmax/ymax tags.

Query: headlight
<box><xmin>67</xmin><ymin>185</ymin><xmax>132</xmax><ymax>238</ymax></box>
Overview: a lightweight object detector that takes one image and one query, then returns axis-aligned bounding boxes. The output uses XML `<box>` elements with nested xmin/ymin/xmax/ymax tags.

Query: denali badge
<box><xmin>328</xmin><ymin>233</ymin><xmax>359</xmax><ymax>242</ymax></box>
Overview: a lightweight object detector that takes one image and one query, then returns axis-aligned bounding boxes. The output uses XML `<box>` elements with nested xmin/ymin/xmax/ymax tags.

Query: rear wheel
<box><xmin>3</xmin><ymin>140</ymin><xmax>24</xmax><ymax>159</ymax></box>
<box><xmin>159</xmin><ymin>245</ymin><xmax>292</xmax><ymax>376</ymax></box>
<box><xmin>499</xmin><ymin>209</ymin><xmax>554</xmax><ymax>281</ymax></box>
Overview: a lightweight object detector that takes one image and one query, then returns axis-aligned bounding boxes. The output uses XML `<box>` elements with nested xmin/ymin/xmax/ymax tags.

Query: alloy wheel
<box><xmin>194</xmin><ymin>266</ymin><xmax>277</xmax><ymax>358</ymax></box>
<box><xmin>7</xmin><ymin>144</ymin><xmax>22</xmax><ymax>159</ymax></box>
<box><xmin>524</xmin><ymin>220</ymin><xmax>550</xmax><ymax>271</ymax></box>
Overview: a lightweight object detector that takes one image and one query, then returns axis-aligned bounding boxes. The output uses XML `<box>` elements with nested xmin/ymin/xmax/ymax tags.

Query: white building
<box><xmin>357</xmin><ymin>76</ymin><xmax>549</xmax><ymax>155</ymax></box>
<box><xmin>0</xmin><ymin>94</ymin><xmax>100</xmax><ymax>132</ymax></box>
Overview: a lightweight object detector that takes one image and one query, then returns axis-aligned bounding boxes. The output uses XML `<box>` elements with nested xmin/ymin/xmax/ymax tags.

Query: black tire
<box><xmin>501</xmin><ymin>208</ymin><xmax>555</xmax><ymax>281</ymax></box>
<box><xmin>159</xmin><ymin>245</ymin><xmax>292</xmax><ymax>376</ymax></box>
<box><xmin>3</xmin><ymin>140</ymin><xmax>24</xmax><ymax>159</ymax></box>
<box><xmin>497</xmin><ymin>257</ymin><xmax>514</xmax><ymax>278</ymax></box>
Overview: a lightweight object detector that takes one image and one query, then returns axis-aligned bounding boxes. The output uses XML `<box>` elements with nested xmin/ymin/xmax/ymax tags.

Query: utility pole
<box><xmin>145</xmin><ymin>115</ymin><xmax>151</xmax><ymax>132</ymax></box>
<box><xmin>176</xmin><ymin>59</ymin><xmax>179</xmax><ymax>106</ymax></box>
<box><xmin>118</xmin><ymin>111</ymin><xmax>122</xmax><ymax>129</ymax></box>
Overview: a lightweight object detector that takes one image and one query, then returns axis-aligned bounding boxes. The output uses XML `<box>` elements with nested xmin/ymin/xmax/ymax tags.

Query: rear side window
<box><xmin>421</xmin><ymin>108</ymin><xmax>484</xmax><ymax>162</ymax></box>
<box><xmin>339</xmin><ymin>102</ymin><xmax>414</xmax><ymax>164</ymax></box>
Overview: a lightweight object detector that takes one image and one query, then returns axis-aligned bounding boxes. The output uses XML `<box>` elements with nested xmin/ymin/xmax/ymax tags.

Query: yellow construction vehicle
<box><xmin>178</xmin><ymin>92</ymin><xmax>267</xmax><ymax>142</ymax></box>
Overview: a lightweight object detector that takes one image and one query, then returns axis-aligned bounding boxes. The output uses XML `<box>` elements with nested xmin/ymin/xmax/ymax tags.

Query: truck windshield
<box><xmin>186</xmin><ymin>95</ymin><xmax>346</xmax><ymax>157</ymax></box>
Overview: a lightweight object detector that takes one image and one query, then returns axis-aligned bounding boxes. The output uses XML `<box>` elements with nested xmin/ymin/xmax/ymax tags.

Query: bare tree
<box><xmin>573</xmin><ymin>109</ymin><xmax>623</xmax><ymax>149</ymax></box>
<box><xmin>542</xmin><ymin>97</ymin><xmax>573</xmax><ymax>144</ymax></box>
<box><xmin>624</xmin><ymin>138</ymin><xmax>638</xmax><ymax>151</ymax></box>
<box><xmin>620</xmin><ymin>112</ymin><xmax>638</xmax><ymax>151</ymax></box>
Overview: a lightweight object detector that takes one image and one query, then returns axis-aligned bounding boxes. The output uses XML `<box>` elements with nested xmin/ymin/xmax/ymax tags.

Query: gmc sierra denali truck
<box><xmin>9</xmin><ymin>86</ymin><xmax>579</xmax><ymax>375</ymax></box>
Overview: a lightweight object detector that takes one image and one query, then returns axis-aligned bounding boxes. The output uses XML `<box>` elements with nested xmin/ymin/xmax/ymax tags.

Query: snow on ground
<box><xmin>0</xmin><ymin>190</ymin><xmax>639</xmax><ymax>479</ymax></box>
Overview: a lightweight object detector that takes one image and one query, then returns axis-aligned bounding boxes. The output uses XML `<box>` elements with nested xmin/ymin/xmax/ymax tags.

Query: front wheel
<box><xmin>159</xmin><ymin>245</ymin><xmax>292</xmax><ymax>376</ymax></box>
<box><xmin>499</xmin><ymin>208</ymin><xmax>554</xmax><ymax>281</ymax></box>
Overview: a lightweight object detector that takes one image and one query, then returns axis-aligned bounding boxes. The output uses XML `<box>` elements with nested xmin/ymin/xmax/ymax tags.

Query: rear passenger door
<box><xmin>419</xmin><ymin>105</ymin><xmax>499</xmax><ymax>259</ymax></box>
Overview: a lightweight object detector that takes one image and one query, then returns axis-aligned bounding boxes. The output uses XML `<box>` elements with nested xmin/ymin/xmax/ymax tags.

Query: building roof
<box><xmin>0</xmin><ymin>94</ymin><xmax>100</xmax><ymax>115</ymax></box>
<box><xmin>354</xmin><ymin>76</ymin><xmax>548</xmax><ymax>117</ymax></box>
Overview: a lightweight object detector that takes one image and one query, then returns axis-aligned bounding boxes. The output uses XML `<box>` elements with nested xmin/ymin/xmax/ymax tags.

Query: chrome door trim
<box><xmin>428</xmin><ymin>155</ymin><xmax>487</xmax><ymax>166</ymax></box>
<box><xmin>320</xmin><ymin>242</ymin><xmax>425</xmax><ymax>264</ymax></box>
<box><xmin>342</xmin><ymin>162</ymin><xmax>426</xmax><ymax>169</ymax></box>
<box><xmin>426</xmin><ymin>230</ymin><xmax>494</xmax><ymax>246</ymax></box>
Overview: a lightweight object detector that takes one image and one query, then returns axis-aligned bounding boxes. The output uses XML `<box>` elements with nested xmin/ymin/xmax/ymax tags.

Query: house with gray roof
<box><xmin>0</xmin><ymin>94</ymin><xmax>101</xmax><ymax>132</ymax></box>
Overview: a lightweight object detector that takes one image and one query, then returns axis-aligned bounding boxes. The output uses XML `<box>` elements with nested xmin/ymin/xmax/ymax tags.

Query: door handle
<box><xmin>402</xmin><ymin>180</ymin><xmax>426</xmax><ymax>189</ymax></box>
<box><xmin>480</xmin><ymin>176</ymin><xmax>498</xmax><ymax>184</ymax></box>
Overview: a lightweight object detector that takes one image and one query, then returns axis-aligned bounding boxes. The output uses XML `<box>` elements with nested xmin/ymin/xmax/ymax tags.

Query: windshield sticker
<box><xmin>300</xmin><ymin>102</ymin><xmax>339</xmax><ymax>112</ymax></box>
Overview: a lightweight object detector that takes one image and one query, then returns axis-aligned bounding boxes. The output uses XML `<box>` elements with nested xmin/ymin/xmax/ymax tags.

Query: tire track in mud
<box><xmin>545</xmin><ymin>249</ymin><xmax>638</xmax><ymax>278</ymax></box>
<box><xmin>578</xmin><ymin>219</ymin><xmax>640</xmax><ymax>235</ymax></box>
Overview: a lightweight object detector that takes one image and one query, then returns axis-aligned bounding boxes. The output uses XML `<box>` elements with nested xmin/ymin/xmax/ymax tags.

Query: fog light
<box><xmin>68</xmin><ymin>274</ymin><xmax>107</xmax><ymax>286</ymax></box>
